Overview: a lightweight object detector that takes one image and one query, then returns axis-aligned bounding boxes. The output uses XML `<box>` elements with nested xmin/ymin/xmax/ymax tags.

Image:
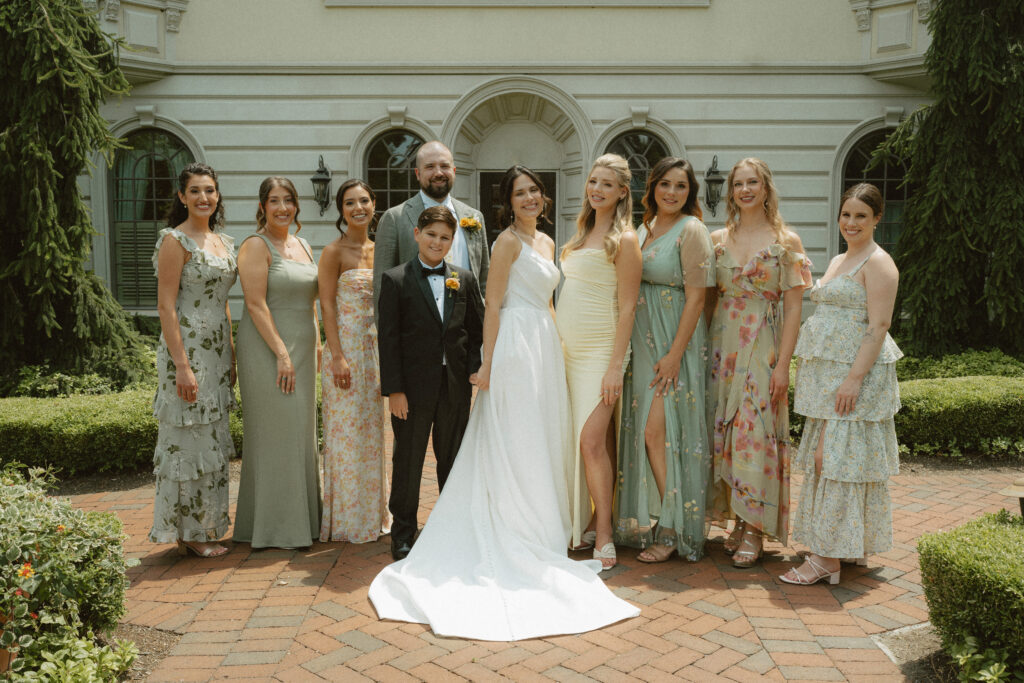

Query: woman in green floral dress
<box><xmin>151</xmin><ymin>162</ymin><xmax>237</xmax><ymax>558</ymax></box>
<box><xmin>613</xmin><ymin>157</ymin><xmax>716</xmax><ymax>562</ymax></box>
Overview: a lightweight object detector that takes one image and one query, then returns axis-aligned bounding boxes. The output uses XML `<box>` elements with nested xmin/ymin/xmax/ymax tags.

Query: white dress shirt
<box><xmin>418</xmin><ymin>257</ymin><xmax>447</xmax><ymax>364</ymax></box>
<box><xmin>419</xmin><ymin>190</ymin><xmax>470</xmax><ymax>270</ymax></box>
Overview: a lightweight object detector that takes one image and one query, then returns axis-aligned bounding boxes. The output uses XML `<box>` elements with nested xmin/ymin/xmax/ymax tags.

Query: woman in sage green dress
<box><xmin>614</xmin><ymin>157</ymin><xmax>716</xmax><ymax>563</ymax></box>
<box><xmin>233</xmin><ymin>176</ymin><xmax>322</xmax><ymax>549</ymax></box>
<box><xmin>151</xmin><ymin>162</ymin><xmax>236</xmax><ymax>558</ymax></box>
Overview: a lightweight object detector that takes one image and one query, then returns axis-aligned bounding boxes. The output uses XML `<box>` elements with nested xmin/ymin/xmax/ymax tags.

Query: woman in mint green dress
<box><xmin>614</xmin><ymin>157</ymin><xmax>716</xmax><ymax>562</ymax></box>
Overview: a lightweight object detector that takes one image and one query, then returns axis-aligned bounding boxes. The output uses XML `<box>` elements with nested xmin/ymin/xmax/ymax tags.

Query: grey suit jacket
<box><xmin>372</xmin><ymin>193</ymin><xmax>489</xmax><ymax>316</ymax></box>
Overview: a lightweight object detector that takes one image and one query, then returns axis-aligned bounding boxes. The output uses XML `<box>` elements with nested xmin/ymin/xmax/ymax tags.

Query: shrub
<box><xmin>0</xmin><ymin>389</ymin><xmax>244</xmax><ymax>476</ymax></box>
<box><xmin>0</xmin><ymin>466</ymin><xmax>138</xmax><ymax>678</ymax></box>
<box><xmin>896</xmin><ymin>376</ymin><xmax>1024</xmax><ymax>457</ymax></box>
<box><xmin>897</xmin><ymin>349</ymin><xmax>1024</xmax><ymax>381</ymax></box>
<box><xmin>918</xmin><ymin>510</ymin><xmax>1024</xmax><ymax>677</ymax></box>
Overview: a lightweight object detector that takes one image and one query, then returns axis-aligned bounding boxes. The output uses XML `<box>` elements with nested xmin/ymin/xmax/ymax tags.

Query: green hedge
<box><xmin>897</xmin><ymin>349</ymin><xmax>1024</xmax><ymax>381</ymax></box>
<box><xmin>918</xmin><ymin>510</ymin><xmax>1024</xmax><ymax>675</ymax></box>
<box><xmin>0</xmin><ymin>389</ymin><xmax>243</xmax><ymax>476</ymax></box>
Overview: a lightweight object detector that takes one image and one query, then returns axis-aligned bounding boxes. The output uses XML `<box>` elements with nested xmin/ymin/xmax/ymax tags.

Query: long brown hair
<box><xmin>724</xmin><ymin>157</ymin><xmax>786</xmax><ymax>241</ymax></box>
<box><xmin>334</xmin><ymin>178</ymin><xmax>377</xmax><ymax>238</ymax></box>
<box><xmin>255</xmin><ymin>176</ymin><xmax>302</xmax><ymax>233</ymax></box>
<box><xmin>561</xmin><ymin>153</ymin><xmax>633</xmax><ymax>262</ymax></box>
<box><xmin>166</xmin><ymin>162</ymin><xmax>224</xmax><ymax>230</ymax></box>
<box><xmin>496</xmin><ymin>165</ymin><xmax>552</xmax><ymax>228</ymax></box>
<box><xmin>640</xmin><ymin>156</ymin><xmax>702</xmax><ymax>230</ymax></box>
<box><xmin>839</xmin><ymin>182</ymin><xmax>884</xmax><ymax>218</ymax></box>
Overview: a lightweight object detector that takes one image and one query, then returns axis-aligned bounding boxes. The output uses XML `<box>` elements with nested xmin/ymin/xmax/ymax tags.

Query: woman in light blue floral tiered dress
<box><xmin>150</xmin><ymin>163</ymin><xmax>237</xmax><ymax>558</ymax></box>
<box><xmin>782</xmin><ymin>183</ymin><xmax>901</xmax><ymax>586</ymax></box>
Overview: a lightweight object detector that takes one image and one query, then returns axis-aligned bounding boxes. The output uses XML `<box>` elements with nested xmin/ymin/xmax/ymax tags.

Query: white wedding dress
<box><xmin>368</xmin><ymin>237</ymin><xmax>640</xmax><ymax>641</ymax></box>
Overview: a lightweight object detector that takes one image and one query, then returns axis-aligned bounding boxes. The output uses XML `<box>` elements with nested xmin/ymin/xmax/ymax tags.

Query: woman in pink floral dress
<box><xmin>706</xmin><ymin>158</ymin><xmax>812</xmax><ymax>568</ymax></box>
<box><xmin>318</xmin><ymin>179</ymin><xmax>392</xmax><ymax>542</ymax></box>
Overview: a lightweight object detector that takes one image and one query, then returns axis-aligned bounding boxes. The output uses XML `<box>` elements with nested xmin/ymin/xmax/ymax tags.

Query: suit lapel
<box><xmin>412</xmin><ymin>262</ymin><xmax>443</xmax><ymax>326</ymax></box>
<box><xmin>442</xmin><ymin>264</ymin><xmax>455</xmax><ymax>330</ymax></box>
<box><xmin>451</xmin><ymin>200</ymin><xmax>478</xmax><ymax>275</ymax></box>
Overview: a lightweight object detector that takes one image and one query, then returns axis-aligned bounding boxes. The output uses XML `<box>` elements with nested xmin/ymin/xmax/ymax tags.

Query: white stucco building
<box><xmin>83</xmin><ymin>0</ymin><xmax>933</xmax><ymax>310</ymax></box>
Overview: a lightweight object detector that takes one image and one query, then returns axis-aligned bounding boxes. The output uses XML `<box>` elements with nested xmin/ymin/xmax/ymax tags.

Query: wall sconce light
<box><xmin>704</xmin><ymin>155</ymin><xmax>726</xmax><ymax>217</ymax></box>
<box><xmin>311</xmin><ymin>155</ymin><xmax>332</xmax><ymax>216</ymax></box>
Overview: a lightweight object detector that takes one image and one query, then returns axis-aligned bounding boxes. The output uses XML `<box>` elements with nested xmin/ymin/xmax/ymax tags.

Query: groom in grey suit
<box><xmin>373</xmin><ymin>141</ymin><xmax>489</xmax><ymax>316</ymax></box>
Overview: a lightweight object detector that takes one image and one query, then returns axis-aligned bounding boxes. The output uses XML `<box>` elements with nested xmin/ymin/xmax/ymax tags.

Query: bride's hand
<box><xmin>601</xmin><ymin>367</ymin><xmax>623</xmax><ymax>406</ymax></box>
<box><xmin>471</xmin><ymin>363</ymin><xmax>491</xmax><ymax>390</ymax></box>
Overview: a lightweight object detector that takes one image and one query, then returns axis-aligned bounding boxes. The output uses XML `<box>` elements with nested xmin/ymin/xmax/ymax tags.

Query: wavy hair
<box><xmin>724</xmin><ymin>157</ymin><xmax>787</xmax><ymax>241</ymax></box>
<box><xmin>496</xmin><ymin>165</ymin><xmax>552</xmax><ymax>229</ymax></box>
<box><xmin>640</xmin><ymin>156</ymin><xmax>701</xmax><ymax>229</ymax></box>
<box><xmin>256</xmin><ymin>176</ymin><xmax>302</xmax><ymax>233</ymax></box>
<box><xmin>560</xmin><ymin>153</ymin><xmax>633</xmax><ymax>262</ymax></box>
<box><xmin>165</xmin><ymin>162</ymin><xmax>224</xmax><ymax>230</ymax></box>
<box><xmin>334</xmin><ymin>178</ymin><xmax>377</xmax><ymax>238</ymax></box>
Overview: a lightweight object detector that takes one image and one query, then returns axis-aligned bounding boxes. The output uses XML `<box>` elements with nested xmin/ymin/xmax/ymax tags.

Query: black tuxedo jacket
<box><xmin>377</xmin><ymin>259</ymin><xmax>484</xmax><ymax>407</ymax></box>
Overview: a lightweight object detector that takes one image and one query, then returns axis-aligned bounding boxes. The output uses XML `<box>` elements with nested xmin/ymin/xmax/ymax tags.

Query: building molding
<box><xmin>593</xmin><ymin>114</ymin><xmax>685</xmax><ymax>161</ymax></box>
<box><xmin>347</xmin><ymin>114</ymin><xmax>437</xmax><ymax>180</ymax></box>
<box><xmin>326</xmin><ymin>0</ymin><xmax>709</xmax><ymax>6</ymax></box>
<box><xmin>89</xmin><ymin>112</ymin><xmax>206</xmax><ymax>286</ymax></box>
<box><xmin>440</xmin><ymin>76</ymin><xmax>595</xmax><ymax>161</ymax></box>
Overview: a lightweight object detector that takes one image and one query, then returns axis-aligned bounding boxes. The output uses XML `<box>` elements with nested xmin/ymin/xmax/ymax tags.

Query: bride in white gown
<box><xmin>369</xmin><ymin>166</ymin><xmax>639</xmax><ymax>641</ymax></box>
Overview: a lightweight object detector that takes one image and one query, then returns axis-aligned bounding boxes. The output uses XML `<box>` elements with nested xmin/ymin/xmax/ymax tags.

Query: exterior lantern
<box><xmin>704</xmin><ymin>155</ymin><xmax>726</xmax><ymax>217</ymax></box>
<box><xmin>311</xmin><ymin>155</ymin><xmax>332</xmax><ymax>216</ymax></box>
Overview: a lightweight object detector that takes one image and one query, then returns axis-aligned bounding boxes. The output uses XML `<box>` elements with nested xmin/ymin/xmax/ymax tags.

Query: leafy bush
<box><xmin>0</xmin><ymin>389</ymin><xmax>244</xmax><ymax>476</ymax></box>
<box><xmin>897</xmin><ymin>349</ymin><xmax>1024</xmax><ymax>381</ymax></box>
<box><xmin>918</xmin><ymin>510</ymin><xmax>1024</xmax><ymax>677</ymax></box>
<box><xmin>896</xmin><ymin>377</ymin><xmax>1024</xmax><ymax>457</ymax></box>
<box><xmin>0</xmin><ymin>466</ymin><xmax>138</xmax><ymax>678</ymax></box>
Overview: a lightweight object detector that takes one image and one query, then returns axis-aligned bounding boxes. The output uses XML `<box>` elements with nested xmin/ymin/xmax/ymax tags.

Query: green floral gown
<box><xmin>708</xmin><ymin>242</ymin><xmax>811</xmax><ymax>543</ymax></box>
<box><xmin>149</xmin><ymin>228</ymin><xmax>237</xmax><ymax>544</ymax></box>
<box><xmin>614</xmin><ymin>217</ymin><xmax>716</xmax><ymax>560</ymax></box>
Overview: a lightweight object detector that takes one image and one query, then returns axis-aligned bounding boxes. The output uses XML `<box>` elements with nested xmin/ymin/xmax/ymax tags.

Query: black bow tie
<box><xmin>422</xmin><ymin>264</ymin><xmax>446</xmax><ymax>277</ymax></box>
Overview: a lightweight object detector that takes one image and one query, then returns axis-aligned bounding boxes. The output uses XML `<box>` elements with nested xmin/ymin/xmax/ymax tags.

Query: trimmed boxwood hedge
<box><xmin>0</xmin><ymin>389</ymin><xmax>243</xmax><ymax>476</ymax></box>
<box><xmin>918</xmin><ymin>510</ymin><xmax>1024</xmax><ymax>672</ymax></box>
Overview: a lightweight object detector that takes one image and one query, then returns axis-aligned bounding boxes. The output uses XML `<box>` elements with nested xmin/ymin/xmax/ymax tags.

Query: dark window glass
<box><xmin>606</xmin><ymin>130</ymin><xmax>669</xmax><ymax>227</ymax></box>
<box><xmin>842</xmin><ymin>129</ymin><xmax>910</xmax><ymax>255</ymax></box>
<box><xmin>110</xmin><ymin>129</ymin><xmax>194</xmax><ymax>307</ymax></box>
<box><xmin>364</xmin><ymin>129</ymin><xmax>425</xmax><ymax>236</ymax></box>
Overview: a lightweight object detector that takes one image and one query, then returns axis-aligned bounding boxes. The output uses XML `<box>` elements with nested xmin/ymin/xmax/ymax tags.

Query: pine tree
<box><xmin>0</xmin><ymin>0</ymin><xmax>148</xmax><ymax>389</ymax></box>
<box><xmin>878</xmin><ymin>0</ymin><xmax>1024</xmax><ymax>355</ymax></box>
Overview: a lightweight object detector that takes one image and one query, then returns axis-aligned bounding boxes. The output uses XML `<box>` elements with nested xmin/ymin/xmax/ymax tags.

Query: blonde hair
<box><xmin>724</xmin><ymin>157</ymin><xmax>787</xmax><ymax>241</ymax></box>
<box><xmin>561</xmin><ymin>153</ymin><xmax>633</xmax><ymax>262</ymax></box>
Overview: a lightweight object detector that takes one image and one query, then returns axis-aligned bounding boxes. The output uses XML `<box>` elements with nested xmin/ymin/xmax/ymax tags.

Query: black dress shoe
<box><xmin>391</xmin><ymin>540</ymin><xmax>413</xmax><ymax>561</ymax></box>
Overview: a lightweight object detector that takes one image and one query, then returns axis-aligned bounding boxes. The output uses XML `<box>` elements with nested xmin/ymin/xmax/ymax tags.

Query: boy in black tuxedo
<box><xmin>377</xmin><ymin>206</ymin><xmax>484</xmax><ymax>561</ymax></box>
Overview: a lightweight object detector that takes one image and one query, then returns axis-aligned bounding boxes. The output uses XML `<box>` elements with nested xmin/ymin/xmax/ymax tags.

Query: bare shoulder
<box><xmin>866</xmin><ymin>246</ymin><xmax>899</xmax><ymax>281</ymax></box>
<box><xmin>781</xmin><ymin>228</ymin><xmax>805</xmax><ymax>253</ymax></box>
<box><xmin>492</xmin><ymin>228</ymin><xmax>522</xmax><ymax>257</ymax></box>
<box><xmin>620</xmin><ymin>228</ymin><xmax>640</xmax><ymax>247</ymax></box>
<box><xmin>238</xmin><ymin>234</ymin><xmax>268</xmax><ymax>256</ymax></box>
<box><xmin>536</xmin><ymin>232</ymin><xmax>556</xmax><ymax>260</ymax></box>
<box><xmin>709</xmin><ymin>228</ymin><xmax>727</xmax><ymax>245</ymax></box>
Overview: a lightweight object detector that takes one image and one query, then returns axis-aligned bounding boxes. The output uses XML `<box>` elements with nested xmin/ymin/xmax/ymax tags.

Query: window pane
<box><xmin>110</xmin><ymin>129</ymin><xmax>194</xmax><ymax>307</ymax></box>
<box><xmin>364</xmin><ymin>129</ymin><xmax>425</xmax><ymax>238</ymax></box>
<box><xmin>841</xmin><ymin>130</ymin><xmax>910</xmax><ymax>256</ymax></box>
<box><xmin>605</xmin><ymin>130</ymin><xmax>669</xmax><ymax>227</ymax></box>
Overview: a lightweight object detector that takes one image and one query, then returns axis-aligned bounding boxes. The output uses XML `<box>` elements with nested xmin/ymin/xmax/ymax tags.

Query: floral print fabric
<box><xmin>708</xmin><ymin>242</ymin><xmax>811</xmax><ymax>543</ymax></box>
<box><xmin>791</xmin><ymin>267</ymin><xmax>901</xmax><ymax>557</ymax></box>
<box><xmin>149</xmin><ymin>228</ymin><xmax>237</xmax><ymax>544</ymax></box>
<box><xmin>320</xmin><ymin>269</ymin><xmax>392</xmax><ymax>543</ymax></box>
<box><xmin>615</xmin><ymin>217</ymin><xmax>715</xmax><ymax>560</ymax></box>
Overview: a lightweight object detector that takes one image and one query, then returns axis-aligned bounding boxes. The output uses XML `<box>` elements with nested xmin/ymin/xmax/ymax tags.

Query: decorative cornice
<box><xmin>916</xmin><ymin>0</ymin><xmax>931</xmax><ymax>22</ymax></box>
<box><xmin>104</xmin><ymin>0</ymin><xmax>120</xmax><ymax>21</ymax></box>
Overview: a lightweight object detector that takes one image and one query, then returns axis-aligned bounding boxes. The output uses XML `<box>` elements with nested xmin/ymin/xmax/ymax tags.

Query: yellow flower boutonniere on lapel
<box><xmin>459</xmin><ymin>216</ymin><xmax>483</xmax><ymax>233</ymax></box>
<box><xmin>445</xmin><ymin>271</ymin><xmax>461</xmax><ymax>292</ymax></box>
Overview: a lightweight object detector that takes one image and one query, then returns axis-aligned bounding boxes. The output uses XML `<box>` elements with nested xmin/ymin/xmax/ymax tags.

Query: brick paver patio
<box><xmin>70</xmin><ymin>453</ymin><xmax>1020</xmax><ymax>682</ymax></box>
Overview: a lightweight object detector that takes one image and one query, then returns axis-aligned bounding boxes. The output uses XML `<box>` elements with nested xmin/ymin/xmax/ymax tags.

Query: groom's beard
<box><xmin>421</xmin><ymin>178</ymin><xmax>453</xmax><ymax>201</ymax></box>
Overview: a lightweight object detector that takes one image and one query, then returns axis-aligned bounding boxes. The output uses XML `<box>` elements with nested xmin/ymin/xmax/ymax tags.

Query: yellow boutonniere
<box><xmin>445</xmin><ymin>272</ymin><xmax>460</xmax><ymax>291</ymax></box>
<box><xmin>459</xmin><ymin>216</ymin><xmax>482</xmax><ymax>232</ymax></box>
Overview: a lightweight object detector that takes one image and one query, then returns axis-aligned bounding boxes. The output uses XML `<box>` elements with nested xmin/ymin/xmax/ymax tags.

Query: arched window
<box><xmin>110</xmin><ymin>129</ymin><xmax>194</xmax><ymax>308</ymax></box>
<box><xmin>365</xmin><ymin>129</ymin><xmax>425</xmax><ymax>226</ymax></box>
<box><xmin>842</xmin><ymin>130</ymin><xmax>910</xmax><ymax>254</ymax></box>
<box><xmin>606</xmin><ymin>130</ymin><xmax>669</xmax><ymax>227</ymax></box>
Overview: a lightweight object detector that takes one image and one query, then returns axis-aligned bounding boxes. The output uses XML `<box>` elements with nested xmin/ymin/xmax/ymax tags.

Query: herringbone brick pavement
<box><xmin>69</xmin><ymin>448</ymin><xmax>1020</xmax><ymax>682</ymax></box>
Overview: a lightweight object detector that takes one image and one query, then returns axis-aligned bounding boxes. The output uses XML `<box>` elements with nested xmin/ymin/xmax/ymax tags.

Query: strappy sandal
<box><xmin>723</xmin><ymin>520</ymin><xmax>746</xmax><ymax>556</ymax></box>
<box><xmin>798</xmin><ymin>550</ymin><xmax>866</xmax><ymax>566</ymax></box>
<box><xmin>572</xmin><ymin>529</ymin><xmax>597</xmax><ymax>551</ymax></box>
<box><xmin>732</xmin><ymin>529</ymin><xmax>762</xmax><ymax>569</ymax></box>
<box><xmin>177</xmin><ymin>540</ymin><xmax>229</xmax><ymax>558</ymax></box>
<box><xmin>779</xmin><ymin>555</ymin><xmax>841</xmax><ymax>585</ymax></box>
<box><xmin>594</xmin><ymin>542</ymin><xmax>617</xmax><ymax>571</ymax></box>
<box><xmin>637</xmin><ymin>543</ymin><xmax>677</xmax><ymax>564</ymax></box>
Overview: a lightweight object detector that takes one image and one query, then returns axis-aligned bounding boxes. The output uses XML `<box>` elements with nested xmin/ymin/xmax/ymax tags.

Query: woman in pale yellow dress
<box><xmin>556</xmin><ymin>154</ymin><xmax>642</xmax><ymax>570</ymax></box>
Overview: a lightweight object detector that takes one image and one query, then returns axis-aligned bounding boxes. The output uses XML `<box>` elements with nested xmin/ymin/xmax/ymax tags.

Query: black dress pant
<box><xmin>388</xmin><ymin>371</ymin><xmax>470</xmax><ymax>546</ymax></box>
